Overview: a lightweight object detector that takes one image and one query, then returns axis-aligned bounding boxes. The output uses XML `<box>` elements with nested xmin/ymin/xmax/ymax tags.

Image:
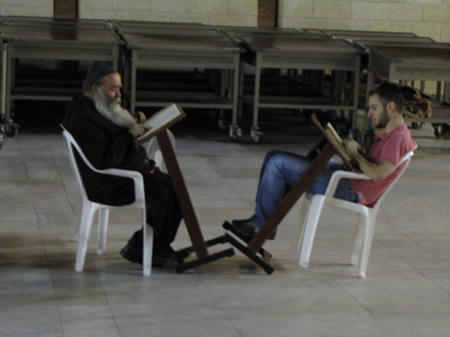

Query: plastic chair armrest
<box><xmin>324</xmin><ymin>170</ymin><xmax>371</xmax><ymax>198</ymax></box>
<box><xmin>104</xmin><ymin>168</ymin><xmax>146</xmax><ymax>204</ymax></box>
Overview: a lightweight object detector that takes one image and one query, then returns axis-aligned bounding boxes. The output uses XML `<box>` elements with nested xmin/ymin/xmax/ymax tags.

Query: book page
<box><xmin>324</xmin><ymin>128</ymin><xmax>352</xmax><ymax>166</ymax></box>
<box><xmin>137</xmin><ymin>104</ymin><xmax>185</xmax><ymax>144</ymax></box>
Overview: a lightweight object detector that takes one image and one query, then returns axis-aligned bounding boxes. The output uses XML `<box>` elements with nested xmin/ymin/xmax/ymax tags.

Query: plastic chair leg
<box><xmin>143</xmin><ymin>226</ymin><xmax>153</xmax><ymax>277</ymax></box>
<box><xmin>358</xmin><ymin>216</ymin><xmax>376</xmax><ymax>278</ymax></box>
<box><xmin>350</xmin><ymin>213</ymin><xmax>365</xmax><ymax>266</ymax></box>
<box><xmin>296</xmin><ymin>195</ymin><xmax>309</xmax><ymax>251</ymax></box>
<box><xmin>299</xmin><ymin>195</ymin><xmax>325</xmax><ymax>268</ymax></box>
<box><xmin>75</xmin><ymin>203</ymin><xmax>96</xmax><ymax>272</ymax></box>
<box><xmin>97</xmin><ymin>208</ymin><xmax>110</xmax><ymax>255</ymax></box>
<box><xmin>142</xmin><ymin>210</ymin><xmax>153</xmax><ymax>276</ymax></box>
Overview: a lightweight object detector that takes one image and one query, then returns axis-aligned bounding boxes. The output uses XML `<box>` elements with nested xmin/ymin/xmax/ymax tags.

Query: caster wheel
<box><xmin>217</xmin><ymin>119</ymin><xmax>228</xmax><ymax>132</ymax></box>
<box><xmin>229</xmin><ymin>126</ymin><xmax>242</xmax><ymax>142</ymax></box>
<box><xmin>4</xmin><ymin>123</ymin><xmax>17</xmax><ymax>137</ymax></box>
<box><xmin>252</xmin><ymin>134</ymin><xmax>264</xmax><ymax>144</ymax></box>
<box><xmin>250</xmin><ymin>128</ymin><xmax>264</xmax><ymax>144</ymax></box>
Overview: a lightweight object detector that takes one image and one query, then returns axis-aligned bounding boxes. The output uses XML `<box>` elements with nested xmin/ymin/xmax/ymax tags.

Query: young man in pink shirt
<box><xmin>230</xmin><ymin>82</ymin><xmax>417</xmax><ymax>239</ymax></box>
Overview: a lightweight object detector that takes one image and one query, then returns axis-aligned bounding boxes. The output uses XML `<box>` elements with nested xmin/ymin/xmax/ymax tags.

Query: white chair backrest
<box><xmin>61</xmin><ymin>126</ymin><xmax>91</xmax><ymax>201</ymax></box>
<box><xmin>371</xmin><ymin>147</ymin><xmax>416</xmax><ymax>211</ymax></box>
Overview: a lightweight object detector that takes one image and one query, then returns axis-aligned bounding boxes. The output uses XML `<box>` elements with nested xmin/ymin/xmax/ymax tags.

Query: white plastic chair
<box><xmin>145</xmin><ymin>129</ymin><xmax>175</xmax><ymax>173</ymax></box>
<box><xmin>297</xmin><ymin>148</ymin><xmax>416</xmax><ymax>278</ymax></box>
<box><xmin>62</xmin><ymin>126</ymin><xmax>153</xmax><ymax>276</ymax></box>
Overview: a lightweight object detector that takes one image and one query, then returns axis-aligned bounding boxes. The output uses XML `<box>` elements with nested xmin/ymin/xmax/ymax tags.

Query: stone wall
<box><xmin>0</xmin><ymin>0</ymin><xmax>448</xmax><ymax>41</ymax></box>
<box><xmin>79</xmin><ymin>0</ymin><xmax>258</xmax><ymax>26</ymax></box>
<box><xmin>279</xmin><ymin>0</ymin><xmax>449</xmax><ymax>42</ymax></box>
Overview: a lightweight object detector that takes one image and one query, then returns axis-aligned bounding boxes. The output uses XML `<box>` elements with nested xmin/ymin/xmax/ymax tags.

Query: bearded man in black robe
<box><xmin>62</xmin><ymin>63</ymin><xmax>186</xmax><ymax>267</ymax></box>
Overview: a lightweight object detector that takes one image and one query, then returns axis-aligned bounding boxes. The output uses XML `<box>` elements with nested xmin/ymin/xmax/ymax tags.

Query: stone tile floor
<box><xmin>0</xmin><ymin>118</ymin><xmax>449</xmax><ymax>337</ymax></box>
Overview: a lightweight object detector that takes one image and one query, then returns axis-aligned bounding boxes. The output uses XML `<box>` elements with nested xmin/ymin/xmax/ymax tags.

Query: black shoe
<box><xmin>152</xmin><ymin>246</ymin><xmax>190</xmax><ymax>267</ymax></box>
<box><xmin>160</xmin><ymin>246</ymin><xmax>191</xmax><ymax>262</ymax></box>
<box><xmin>120</xmin><ymin>243</ymin><xmax>143</xmax><ymax>264</ymax></box>
<box><xmin>231</xmin><ymin>218</ymin><xmax>277</xmax><ymax>240</ymax></box>
<box><xmin>121</xmin><ymin>243</ymin><xmax>191</xmax><ymax>267</ymax></box>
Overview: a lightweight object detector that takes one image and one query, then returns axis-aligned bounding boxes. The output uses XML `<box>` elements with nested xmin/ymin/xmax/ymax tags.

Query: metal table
<box><xmin>237</xmin><ymin>35</ymin><xmax>361</xmax><ymax>143</ymax></box>
<box><xmin>119</xmin><ymin>28</ymin><xmax>242</xmax><ymax>127</ymax></box>
<box><xmin>367</xmin><ymin>43</ymin><xmax>450</xmax><ymax>127</ymax></box>
<box><xmin>219</xmin><ymin>26</ymin><xmax>302</xmax><ymax>42</ymax></box>
<box><xmin>0</xmin><ymin>17</ymin><xmax>123</xmax><ymax>126</ymax></box>
<box><xmin>306</xmin><ymin>29</ymin><xmax>440</xmax><ymax>131</ymax></box>
<box><xmin>308</xmin><ymin>28</ymin><xmax>418</xmax><ymax>39</ymax></box>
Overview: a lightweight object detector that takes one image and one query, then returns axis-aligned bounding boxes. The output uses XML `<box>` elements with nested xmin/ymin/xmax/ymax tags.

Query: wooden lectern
<box><xmin>156</xmin><ymin>130</ymin><xmax>236</xmax><ymax>273</ymax></box>
<box><xmin>138</xmin><ymin>104</ymin><xmax>236</xmax><ymax>273</ymax></box>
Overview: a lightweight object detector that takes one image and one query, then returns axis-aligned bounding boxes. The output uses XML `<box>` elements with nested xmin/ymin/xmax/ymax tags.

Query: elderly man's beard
<box><xmin>95</xmin><ymin>87</ymin><xmax>135</xmax><ymax>127</ymax></box>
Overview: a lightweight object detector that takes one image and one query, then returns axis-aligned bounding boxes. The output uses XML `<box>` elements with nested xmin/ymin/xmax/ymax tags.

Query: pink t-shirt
<box><xmin>351</xmin><ymin>124</ymin><xmax>417</xmax><ymax>207</ymax></box>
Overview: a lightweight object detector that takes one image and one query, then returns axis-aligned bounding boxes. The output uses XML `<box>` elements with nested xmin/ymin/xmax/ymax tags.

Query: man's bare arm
<box><xmin>343</xmin><ymin>139</ymin><xmax>395</xmax><ymax>181</ymax></box>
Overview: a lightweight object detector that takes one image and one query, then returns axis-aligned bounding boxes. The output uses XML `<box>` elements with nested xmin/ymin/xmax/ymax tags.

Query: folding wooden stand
<box><xmin>156</xmin><ymin>129</ymin><xmax>235</xmax><ymax>273</ymax></box>
<box><xmin>223</xmin><ymin>138</ymin><xmax>337</xmax><ymax>274</ymax></box>
<box><xmin>157</xmin><ymin>120</ymin><xmax>349</xmax><ymax>274</ymax></box>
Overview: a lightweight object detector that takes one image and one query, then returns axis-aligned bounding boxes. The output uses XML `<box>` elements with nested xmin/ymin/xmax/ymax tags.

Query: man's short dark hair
<box><xmin>369</xmin><ymin>82</ymin><xmax>404</xmax><ymax>113</ymax></box>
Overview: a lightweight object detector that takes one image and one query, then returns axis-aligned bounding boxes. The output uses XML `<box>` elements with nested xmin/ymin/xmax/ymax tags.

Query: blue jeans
<box><xmin>252</xmin><ymin>149</ymin><xmax>361</xmax><ymax>228</ymax></box>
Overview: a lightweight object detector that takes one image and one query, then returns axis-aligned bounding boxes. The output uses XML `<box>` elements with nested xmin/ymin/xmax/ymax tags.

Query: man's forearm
<box><xmin>351</xmin><ymin>152</ymin><xmax>395</xmax><ymax>181</ymax></box>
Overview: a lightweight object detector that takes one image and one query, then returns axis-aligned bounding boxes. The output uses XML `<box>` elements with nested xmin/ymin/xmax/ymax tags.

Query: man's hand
<box><xmin>343</xmin><ymin>139</ymin><xmax>361</xmax><ymax>157</ymax></box>
<box><xmin>134</xmin><ymin>111</ymin><xmax>146</xmax><ymax>124</ymax></box>
<box><xmin>129</xmin><ymin>124</ymin><xmax>148</xmax><ymax>137</ymax></box>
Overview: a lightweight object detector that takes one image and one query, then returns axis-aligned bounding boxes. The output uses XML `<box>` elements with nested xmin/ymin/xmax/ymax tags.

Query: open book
<box><xmin>311</xmin><ymin>114</ymin><xmax>358</xmax><ymax>169</ymax></box>
<box><xmin>137</xmin><ymin>104</ymin><xmax>186</xmax><ymax>144</ymax></box>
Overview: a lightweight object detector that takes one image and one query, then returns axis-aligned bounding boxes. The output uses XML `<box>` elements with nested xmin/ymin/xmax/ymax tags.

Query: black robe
<box><xmin>62</xmin><ymin>95</ymin><xmax>182</xmax><ymax>250</ymax></box>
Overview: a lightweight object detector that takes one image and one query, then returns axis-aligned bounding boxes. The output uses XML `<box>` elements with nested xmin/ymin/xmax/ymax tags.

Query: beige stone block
<box><xmin>405</xmin><ymin>22</ymin><xmax>441</xmax><ymax>41</ymax></box>
<box><xmin>387</xmin><ymin>4</ymin><xmax>422</xmax><ymax>21</ymax></box>
<box><xmin>442</xmin><ymin>23</ymin><xmax>450</xmax><ymax>42</ymax></box>
<box><xmin>81</xmin><ymin>9</ymin><xmax>116</xmax><ymax>20</ymax></box>
<box><xmin>30</xmin><ymin>0</ymin><xmax>52</xmax><ymax>7</ymax></box>
<box><xmin>182</xmin><ymin>0</ymin><xmax>227</xmax><ymax>14</ymax></box>
<box><xmin>313</xmin><ymin>0</ymin><xmax>351</xmax><ymax>19</ymax></box>
<box><xmin>0</xmin><ymin>0</ymin><xmax>21</xmax><ymax>4</ymax></box>
<box><xmin>112</xmin><ymin>0</ymin><xmax>150</xmax><ymax>11</ymax></box>
<box><xmin>80</xmin><ymin>0</ymin><xmax>113</xmax><ymax>10</ymax></box>
<box><xmin>207</xmin><ymin>14</ymin><xmax>247</xmax><ymax>26</ymax></box>
<box><xmin>2</xmin><ymin>5</ymin><xmax>52</xmax><ymax>17</ymax></box>
<box><xmin>279</xmin><ymin>16</ymin><xmax>295</xmax><ymax>28</ymax></box>
<box><xmin>206</xmin><ymin>0</ymin><xmax>227</xmax><ymax>15</ymax></box>
<box><xmin>281</xmin><ymin>0</ymin><xmax>313</xmax><ymax>18</ymax></box>
<box><xmin>365</xmin><ymin>0</ymin><xmax>404</xmax><ymax>3</ymax></box>
<box><xmin>114</xmin><ymin>11</ymin><xmax>133</xmax><ymax>20</ymax></box>
<box><xmin>131</xmin><ymin>12</ymin><xmax>171</xmax><ymax>22</ymax></box>
<box><xmin>151</xmin><ymin>0</ymin><xmax>185</xmax><ymax>13</ymax></box>
<box><xmin>246</xmin><ymin>15</ymin><xmax>258</xmax><ymax>26</ymax></box>
<box><xmin>182</xmin><ymin>0</ymin><xmax>207</xmax><ymax>14</ymax></box>
<box><xmin>294</xmin><ymin>18</ymin><xmax>331</xmax><ymax>31</ymax></box>
<box><xmin>402</xmin><ymin>0</ymin><xmax>440</xmax><ymax>3</ymax></box>
<box><xmin>228</xmin><ymin>0</ymin><xmax>257</xmax><ymax>16</ymax></box>
<box><xmin>351</xmin><ymin>3</ymin><xmax>388</xmax><ymax>20</ymax></box>
<box><xmin>367</xmin><ymin>21</ymin><xmax>407</xmax><ymax>33</ymax></box>
<box><xmin>170</xmin><ymin>13</ymin><xmax>209</xmax><ymax>24</ymax></box>
<box><xmin>333</xmin><ymin>20</ymin><xmax>370</xmax><ymax>31</ymax></box>
<box><xmin>423</xmin><ymin>5</ymin><xmax>449</xmax><ymax>22</ymax></box>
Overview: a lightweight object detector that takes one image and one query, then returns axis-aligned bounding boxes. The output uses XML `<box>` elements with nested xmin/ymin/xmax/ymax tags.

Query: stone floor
<box><xmin>0</xmin><ymin>114</ymin><xmax>449</xmax><ymax>337</ymax></box>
